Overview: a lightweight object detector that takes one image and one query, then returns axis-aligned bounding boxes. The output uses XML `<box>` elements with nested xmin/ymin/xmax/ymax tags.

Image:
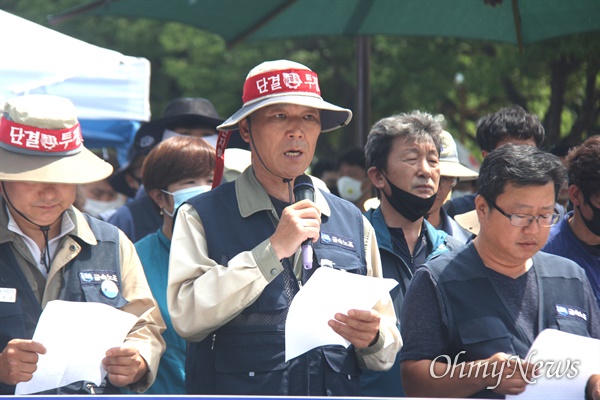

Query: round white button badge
<box><xmin>101</xmin><ymin>280</ymin><xmax>119</xmax><ymax>299</ymax></box>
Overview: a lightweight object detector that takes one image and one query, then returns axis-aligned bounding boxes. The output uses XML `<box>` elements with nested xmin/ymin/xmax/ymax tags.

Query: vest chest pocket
<box><xmin>213</xmin><ymin>332</ymin><xmax>288</xmax><ymax>395</ymax></box>
<box><xmin>0</xmin><ymin>301</ymin><xmax>26</xmax><ymax>346</ymax></box>
<box><xmin>314</xmin><ymin>243</ymin><xmax>365</xmax><ymax>275</ymax></box>
<box><xmin>555</xmin><ymin>315</ymin><xmax>590</xmax><ymax>337</ymax></box>
<box><xmin>322</xmin><ymin>345</ymin><xmax>361</xmax><ymax>394</ymax></box>
<box><xmin>458</xmin><ymin>317</ymin><xmax>516</xmax><ymax>361</ymax></box>
<box><xmin>79</xmin><ymin>283</ymin><xmax>128</xmax><ymax>309</ymax></box>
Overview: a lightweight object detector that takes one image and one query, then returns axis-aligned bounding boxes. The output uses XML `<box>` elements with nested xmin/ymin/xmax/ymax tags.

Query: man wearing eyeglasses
<box><xmin>400</xmin><ymin>144</ymin><xmax>600</xmax><ymax>398</ymax></box>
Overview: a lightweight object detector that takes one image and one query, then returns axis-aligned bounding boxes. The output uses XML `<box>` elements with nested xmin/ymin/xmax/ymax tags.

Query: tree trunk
<box><xmin>544</xmin><ymin>57</ymin><xmax>580</xmax><ymax>147</ymax></box>
<box><xmin>567</xmin><ymin>63</ymin><xmax>599</xmax><ymax>147</ymax></box>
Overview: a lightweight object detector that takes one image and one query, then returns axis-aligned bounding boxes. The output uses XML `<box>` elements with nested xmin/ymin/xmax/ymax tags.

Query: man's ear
<box><xmin>568</xmin><ymin>184</ymin><xmax>582</xmax><ymax>207</ymax></box>
<box><xmin>474</xmin><ymin>194</ymin><xmax>489</xmax><ymax>218</ymax></box>
<box><xmin>367</xmin><ymin>166</ymin><xmax>385</xmax><ymax>189</ymax></box>
<box><xmin>238</xmin><ymin>119</ymin><xmax>251</xmax><ymax>143</ymax></box>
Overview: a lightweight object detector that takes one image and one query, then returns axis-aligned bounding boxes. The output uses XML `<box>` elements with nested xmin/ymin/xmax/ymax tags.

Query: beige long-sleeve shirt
<box><xmin>167</xmin><ymin>167</ymin><xmax>401</xmax><ymax>371</ymax></box>
<box><xmin>0</xmin><ymin>202</ymin><xmax>166</xmax><ymax>392</ymax></box>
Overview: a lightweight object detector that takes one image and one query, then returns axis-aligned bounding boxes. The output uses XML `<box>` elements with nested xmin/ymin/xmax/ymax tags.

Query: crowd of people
<box><xmin>0</xmin><ymin>59</ymin><xmax>598</xmax><ymax>399</ymax></box>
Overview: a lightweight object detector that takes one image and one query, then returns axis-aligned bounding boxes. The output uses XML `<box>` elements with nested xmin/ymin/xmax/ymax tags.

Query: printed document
<box><xmin>507</xmin><ymin>329</ymin><xmax>600</xmax><ymax>400</ymax></box>
<box><xmin>15</xmin><ymin>300</ymin><xmax>137</xmax><ymax>394</ymax></box>
<box><xmin>285</xmin><ymin>266</ymin><xmax>397</xmax><ymax>361</ymax></box>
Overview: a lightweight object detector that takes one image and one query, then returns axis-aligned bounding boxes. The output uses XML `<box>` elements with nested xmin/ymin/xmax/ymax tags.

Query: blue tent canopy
<box><xmin>79</xmin><ymin>119</ymin><xmax>141</xmax><ymax>165</ymax></box>
<box><xmin>0</xmin><ymin>10</ymin><xmax>151</xmax><ymax>167</ymax></box>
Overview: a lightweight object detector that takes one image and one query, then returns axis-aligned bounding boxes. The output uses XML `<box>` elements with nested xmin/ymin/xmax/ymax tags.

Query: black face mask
<box><xmin>578</xmin><ymin>198</ymin><xmax>600</xmax><ymax>237</ymax></box>
<box><xmin>382</xmin><ymin>174</ymin><xmax>437</xmax><ymax>222</ymax></box>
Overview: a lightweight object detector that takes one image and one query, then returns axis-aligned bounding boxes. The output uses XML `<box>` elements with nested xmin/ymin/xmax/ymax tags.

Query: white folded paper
<box><xmin>285</xmin><ymin>266</ymin><xmax>398</xmax><ymax>361</ymax></box>
<box><xmin>507</xmin><ymin>329</ymin><xmax>600</xmax><ymax>400</ymax></box>
<box><xmin>15</xmin><ymin>300</ymin><xmax>138</xmax><ymax>394</ymax></box>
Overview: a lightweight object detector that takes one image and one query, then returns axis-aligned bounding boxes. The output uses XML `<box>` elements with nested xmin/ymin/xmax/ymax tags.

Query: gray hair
<box><xmin>364</xmin><ymin>111</ymin><xmax>443</xmax><ymax>172</ymax></box>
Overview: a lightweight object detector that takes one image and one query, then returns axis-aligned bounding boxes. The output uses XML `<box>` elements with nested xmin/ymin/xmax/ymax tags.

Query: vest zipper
<box><xmin>211</xmin><ymin>333</ymin><xmax>217</xmax><ymax>350</ymax></box>
<box><xmin>86</xmin><ymin>383</ymin><xmax>96</xmax><ymax>395</ymax></box>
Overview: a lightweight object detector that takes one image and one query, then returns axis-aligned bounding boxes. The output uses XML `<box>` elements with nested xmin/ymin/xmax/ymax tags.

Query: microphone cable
<box><xmin>1</xmin><ymin>181</ymin><xmax>64</xmax><ymax>273</ymax></box>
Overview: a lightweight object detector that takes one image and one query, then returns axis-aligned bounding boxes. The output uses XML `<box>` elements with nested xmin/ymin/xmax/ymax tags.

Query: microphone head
<box><xmin>293</xmin><ymin>174</ymin><xmax>315</xmax><ymax>202</ymax></box>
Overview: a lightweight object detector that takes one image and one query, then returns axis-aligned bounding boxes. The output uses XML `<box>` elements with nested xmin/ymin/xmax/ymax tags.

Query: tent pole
<box><xmin>355</xmin><ymin>36</ymin><xmax>371</xmax><ymax>148</ymax></box>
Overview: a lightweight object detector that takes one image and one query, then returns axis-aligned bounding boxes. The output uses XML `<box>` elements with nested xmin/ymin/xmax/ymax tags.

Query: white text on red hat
<box><xmin>0</xmin><ymin>116</ymin><xmax>82</xmax><ymax>153</ymax></box>
<box><xmin>243</xmin><ymin>68</ymin><xmax>321</xmax><ymax>104</ymax></box>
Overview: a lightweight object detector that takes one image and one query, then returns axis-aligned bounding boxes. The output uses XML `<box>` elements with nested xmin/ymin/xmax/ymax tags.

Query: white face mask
<box><xmin>83</xmin><ymin>197</ymin><xmax>126</xmax><ymax>218</ymax></box>
<box><xmin>161</xmin><ymin>185</ymin><xmax>212</xmax><ymax>217</ymax></box>
<box><xmin>336</xmin><ymin>176</ymin><xmax>363</xmax><ymax>202</ymax></box>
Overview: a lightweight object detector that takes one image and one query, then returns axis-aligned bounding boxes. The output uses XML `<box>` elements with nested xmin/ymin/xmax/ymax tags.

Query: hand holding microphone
<box><xmin>268</xmin><ymin>175</ymin><xmax>320</xmax><ymax>262</ymax></box>
<box><xmin>293</xmin><ymin>174</ymin><xmax>316</xmax><ymax>270</ymax></box>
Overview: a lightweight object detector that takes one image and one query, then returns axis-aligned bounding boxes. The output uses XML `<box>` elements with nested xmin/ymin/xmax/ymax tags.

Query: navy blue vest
<box><xmin>185</xmin><ymin>182</ymin><xmax>367</xmax><ymax>396</ymax></box>
<box><xmin>427</xmin><ymin>244</ymin><xmax>592</xmax><ymax>398</ymax></box>
<box><xmin>0</xmin><ymin>215</ymin><xmax>125</xmax><ymax>395</ymax></box>
<box><xmin>124</xmin><ymin>193</ymin><xmax>162</xmax><ymax>242</ymax></box>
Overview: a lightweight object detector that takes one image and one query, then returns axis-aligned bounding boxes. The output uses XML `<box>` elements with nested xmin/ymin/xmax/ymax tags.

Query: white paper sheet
<box><xmin>285</xmin><ymin>266</ymin><xmax>398</xmax><ymax>361</ymax></box>
<box><xmin>506</xmin><ymin>329</ymin><xmax>600</xmax><ymax>400</ymax></box>
<box><xmin>15</xmin><ymin>300</ymin><xmax>138</xmax><ymax>395</ymax></box>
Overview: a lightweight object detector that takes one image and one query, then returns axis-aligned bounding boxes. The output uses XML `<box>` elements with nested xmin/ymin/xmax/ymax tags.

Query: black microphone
<box><xmin>293</xmin><ymin>174</ymin><xmax>315</xmax><ymax>270</ymax></box>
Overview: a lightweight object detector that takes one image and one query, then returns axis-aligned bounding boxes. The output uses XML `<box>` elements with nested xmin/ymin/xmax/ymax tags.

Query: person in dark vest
<box><xmin>400</xmin><ymin>144</ymin><xmax>600</xmax><ymax>398</ymax></box>
<box><xmin>360</xmin><ymin>113</ymin><xmax>464</xmax><ymax>397</ymax></box>
<box><xmin>107</xmin><ymin>97</ymin><xmax>225</xmax><ymax>243</ymax></box>
<box><xmin>167</xmin><ymin>59</ymin><xmax>401</xmax><ymax>396</ymax></box>
<box><xmin>0</xmin><ymin>94</ymin><xmax>166</xmax><ymax>395</ymax></box>
<box><xmin>543</xmin><ymin>135</ymin><xmax>600</xmax><ymax>310</ymax></box>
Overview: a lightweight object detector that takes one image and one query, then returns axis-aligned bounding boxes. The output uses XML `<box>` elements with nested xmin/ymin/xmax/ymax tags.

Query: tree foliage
<box><xmin>2</xmin><ymin>0</ymin><xmax>598</xmax><ymax>160</ymax></box>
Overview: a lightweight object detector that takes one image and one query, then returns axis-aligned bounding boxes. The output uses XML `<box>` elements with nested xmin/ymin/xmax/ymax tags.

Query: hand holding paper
<box><xmin>102</xmin><ymin>346</ymin><xmax>148</xmax><ymax>387</ymax></box>
<box><xmin>15</xmin><ymin>300</ymin><xmax>138</xmax><ymax>395</ymax></box>
<box><xmin>0</xmin><ymin>339</ymin><xmax>46</xmax><ymax>386</ymax></box>
<box><xmin>285</xmin><ymin>267</ymin><xmax>398</xmax><ymax>361</ymax></box>
<box><xmin>328</xmin><ymin>308</ymin><xmax>382</xmax><ymax>349</ymax></box>
<box><xmin>506</xmin><ymin>329</ymin><xmax>600</xmax><ymax>400</ymax></box>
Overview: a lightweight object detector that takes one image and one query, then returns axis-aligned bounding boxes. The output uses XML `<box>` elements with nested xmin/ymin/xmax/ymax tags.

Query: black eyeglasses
<box><xmin>491</xmin><ymin>203</ymin><xmax>560</xmax><ymax>228</ymax></box>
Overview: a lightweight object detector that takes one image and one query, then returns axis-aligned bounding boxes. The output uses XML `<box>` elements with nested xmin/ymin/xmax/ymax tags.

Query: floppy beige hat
<box><xmin>439</xmin><ymin>131</ymin><xmax>479</xmax><ymax>180</ymax></box>
<box><xmin>0</xmin><ymin>94</ymin><xmax>112</xmax><ymax>184</ymax></box>
<box><xmin>454</xmin><ymin>209</ymin><xmax>480</xmax><ymax>236</ymax></box>
<box><xmin>212</xmin><ymin>59</ymin><xmax>352</xmax><ymax>187</ymax></box>
<box><xmin>218</xmin><ymin>59</ymin><xmax>352</xmax><ymax>133</ymax></box>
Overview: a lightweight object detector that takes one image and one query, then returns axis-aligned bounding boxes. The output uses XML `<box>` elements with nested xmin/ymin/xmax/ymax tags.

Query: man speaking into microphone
<box><xmin>167</xmin><ymin>60</ymin><xmax>401</xmax><ymax>396</ymax></box>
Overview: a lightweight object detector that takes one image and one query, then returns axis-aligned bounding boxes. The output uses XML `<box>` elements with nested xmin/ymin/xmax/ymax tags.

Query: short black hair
<box><xmin>566</xmin><ymin>135</ymin><xmax>600</xmax><ymax>200</ymax></box>
<box><xmin>337</xmin><ymin>147</ymin><xmax>366</xmax><ymax>170</ymax></box>
<box><xmin>311</xmin><ymin>159</ymin><xmax>336</xmax><ymax>179</ymax></box>
<box><xmin>477</xmin><ymin>144</ymin><xmax>566</xmax><ymax>205</ymax></box>
<box><xmin>476</xmin><ymin>105</ymin><xmax>545</xmax><ymax>152</ymax></box>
